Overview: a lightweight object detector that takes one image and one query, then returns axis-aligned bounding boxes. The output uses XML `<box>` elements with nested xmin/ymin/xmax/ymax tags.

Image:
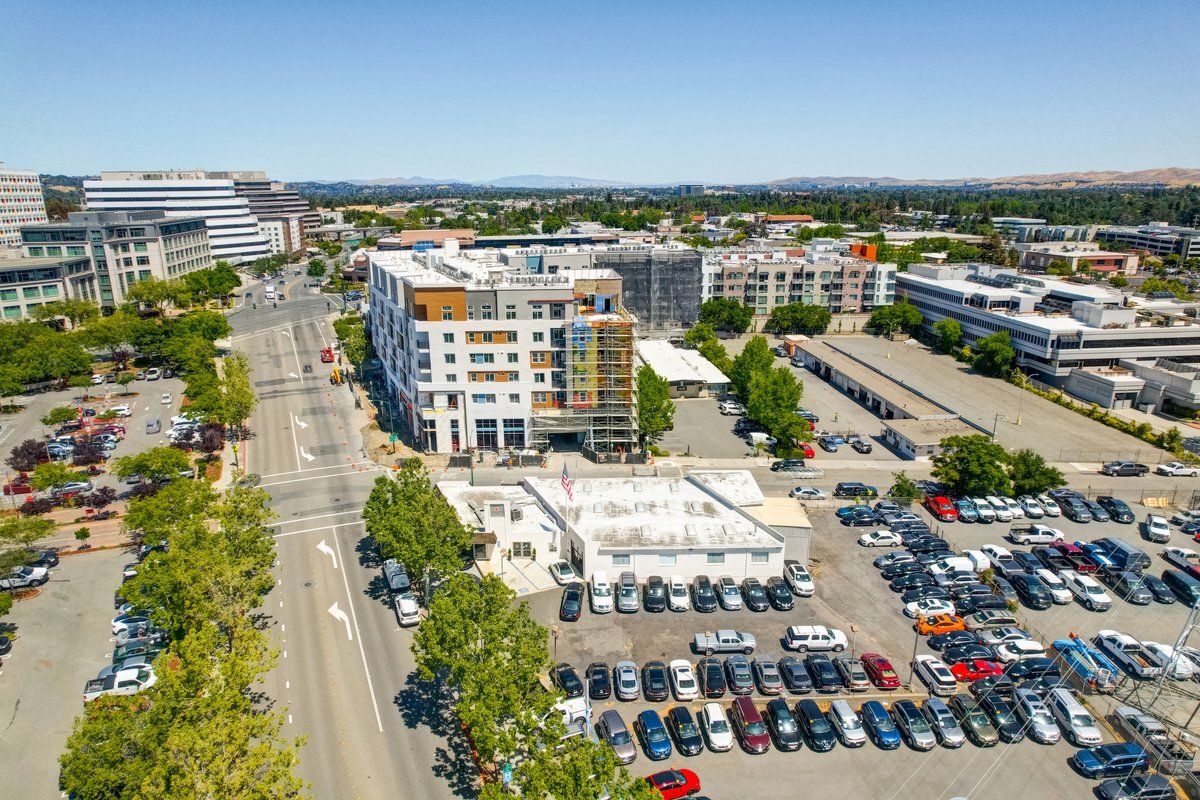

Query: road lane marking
<box><xmin>271</xmin><ymin>510</ymin><xmax>365</xmax><ymax>528</ymax></box>
<box><xmin>328</xmin><ymin>602</ymin><xmax>353</xmax><ymax>640</ymax></box>
<box><xmin>313</xmin><ymin>320</ymin><xmax>328</xmax><ymax>347</ymax></box>
<box><xmin>284</xmin><ymin>326</ymin><xmax>305</xmax><ymax>384</ymax></box>
<box><xmin>288</xmin><ymin>372</ymin><xmax>299</xmax><ymax>378</ymax></box>
<box><xmin>331</xmin><ymin>526</ymin><xmax>386</xmax><ymax>733</ymax></box>
<box><xmin>259</xmin><ymin>463</ymin><xmax>378</xmax><ymax>480</ymax></box>
<box><xmin>293</xmin><ymin>415</ymin><xmax>308</xmax><ymax>429</ymax></box>
<box><xmin>317</xmin><ymin>539</ymin><xmax>338</xmax><ymax>569</ymax></box>
<box><xmin>299</xmin><ymin>447</ymin><xmax>315</xmax><ymax>462</ymax></box>
<box><xmin>287</xmin><ymin>406</ymin><xmax>303</xmax><ymax>473</ymax></box>
<box><xmin>260</xmin><ymin>471</ymin><xmax>377</xmax><ymax>490</ymax></box>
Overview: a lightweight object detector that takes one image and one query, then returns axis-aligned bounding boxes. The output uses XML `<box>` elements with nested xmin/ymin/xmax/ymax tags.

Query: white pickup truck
<box><xmin>1093</xmin><ymin>630</ymin><xmax>1165</xmax><ymax>679</ymax></box>
<box><xmin>693</xmin><ymin>629</ymin><xmax>756</xmax><ymax>656</ymax></box>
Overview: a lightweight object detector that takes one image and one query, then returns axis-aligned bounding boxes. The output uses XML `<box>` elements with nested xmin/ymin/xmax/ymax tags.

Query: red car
<box><xmin>795</xmin><ymin>442</ymin><xmax>816</xmax><ymax>459</ymax></box>
<box><xmin>859</xmin><ymin>652</ymin><xmax>901</xmax><ymax>689</ymax></box>
<box><xmin>3</xmin><ymin>477</ymin><xmax>32</xmax><ymax>496</ymax></box>
<box><xmin>1052</xmin><ymin>542</ymin><xmax>1097</xmax><ymax>573</ymax></box>
<box><xmin>950</xmin><ymin>659</ymin><xmax>1004</xmax><ymax>682</ymax></box>
<box><xmin>923</xmin><ymin>495</ymin><xmax>958</xmax><ymax>522</ymax></box>
<box><xmin>644</xmin><ymin>769</ymin><xmax>700</xmax><ymax>800</ymax></box>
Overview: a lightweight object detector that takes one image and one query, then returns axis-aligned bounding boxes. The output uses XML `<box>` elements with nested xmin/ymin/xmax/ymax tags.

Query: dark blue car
<box><xmin>635</xmin><ymin>710</ymin><xmax>673</xmax><ymax>760</ymax></box>
<box><xmin>1073</xmin><ymin>743</ymin><xmax>1149</xmax><ymax>778</ymax></box>
<box><xmin>860</xmin><ymin>700</ymin><xmax>902</xmax><ymax>749</ymax></box>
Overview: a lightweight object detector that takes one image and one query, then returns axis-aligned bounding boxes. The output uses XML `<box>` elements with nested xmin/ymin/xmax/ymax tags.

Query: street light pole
<box><xmin>991</xmin><ymin>413</ymin><xmax>1009</xmax><ymax>443</ymax></box>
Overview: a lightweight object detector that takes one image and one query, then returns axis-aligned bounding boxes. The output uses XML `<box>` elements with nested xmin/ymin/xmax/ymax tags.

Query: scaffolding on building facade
<box><xmin>530</xmin><ymin>313</ymin><xmax>637</xmax><ymax>455</ymax></box>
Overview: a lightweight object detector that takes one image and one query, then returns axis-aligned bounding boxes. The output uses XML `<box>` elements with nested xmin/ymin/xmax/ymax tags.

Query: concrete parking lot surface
<box><xmin>0</xmin><ymin>548</ymin><xmax>126</xmax><ymax>798</ymax></box>
<box><xmin>659</xmin><ymin>398</ymin><xmax>750</xmax><ymax>459</ymax></box>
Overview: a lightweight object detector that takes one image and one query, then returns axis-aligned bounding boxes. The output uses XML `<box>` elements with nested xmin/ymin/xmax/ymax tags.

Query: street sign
<box><xmin>502</xmin><ymin>763</ymin><xmax>513</xmax><ymax>785</ymax></box>
<box><xmin>389</xmin><ymin>433</ymin><xmax>397</xmax><ymax>443</ymax></box>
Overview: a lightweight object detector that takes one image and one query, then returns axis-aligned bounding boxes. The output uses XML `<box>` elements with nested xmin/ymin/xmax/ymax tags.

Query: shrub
<box><xmin>19</xmin><ymin>497</ymin><xmax>54</xmax><ymax>516</ymax></box>
<box><xmin>647</xmin><ymin>444</ymin><xmax>670</xmax><ymax>457</ymax></box>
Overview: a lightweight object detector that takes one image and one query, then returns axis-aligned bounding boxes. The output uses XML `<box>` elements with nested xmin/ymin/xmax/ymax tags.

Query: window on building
<box><xmin>475</xmin><ymin>418</ymin><xmax>498</xmax><ymax>448</ymax></box>
<box><xmin>532</xmin><ymin>391</ymin><xmax>548</xmax><ymax>403</ymax></box>
<box><xmin>551</xmin><ymin>303</ymin><xmax>565</xmax><ymax>319</ymax></box>
<box><xmin>481</xmin><ymin>304</ymin><xmax>493</xmax><ymax>320</ymax></box>
<box><xmin>444</xmin><ymin>354</ymin><xmax>456</xmax><ymax>364</ymax></box>
<box><xmin>470</xmin><ymin>353</ymin><xmax>495</xmax><ymax>364</ymax></box>
<box><xmin>442</xmin><ymin>332</ymin><xmax>454</xmax><ymax>344</ymax></box>
<box><xmin>471</xmin><ymin>393</ymin><xmax>495</xmax><ymax>404</ymax></box>
<box><xmin>134</xmin><ymin>242</ymin><xmax>148</xmax><ymax>253</ymax></box>
<box><xmin>442</xmin><ymin>306</ymin><xmax>453</xmax><ymax>321</ymax></box>
<box><xmin>533</xmin><ymin>331</ymin><xmax>545</xmax><ymax>342</ymax></box>
<box><xmin>502</xmin><ymin>417</ymin><xmax>524</xmax><ymax>447</ymax></box>
<box><xmin>484</xmin><ymin>373</ymin><xmax>496</xmax><ymax>382</ymax></box>
<box><xmin>23</xmin><ymin>287</ymin><xmax>39</xmax><ymax>299</ymax></box>
<box><xmin>750</xmin><ymin>552</ymin><xmax>770</xmax><ymax>564</ymax></box>
<box><xmin>467</xmin><ymin>305</ymin><xmax>474</xmax><ymax>320</ymax></box>
<box><xmin>507</xmin><ymin>372</ymin><xmax>519</xmax><ymax>381</ymax></box>
<box><xmin>531</xmin><ymin>352</ymin><xmax>548</xmax><ymax>364</ymax></box>
<box><xmin>27</xmin><ymin>247</ymin><xmax>44</xmax><ymax>257</ymax></box>
<box><xmin>482</xmin><ymin>332</ymin><xmax>494</xmax><ymax>343</ymax></box>
<box><xmin>507</xmin><ymin>353</ymin><xmax>519</xmax><ymax>363</ymax></box>
<box><xmin>512</xmin><ymin>542</ymin><xmax>532</xmax><ymax>558</ymax></box>
<box><xmin>612</xmin><ymin>554</ymin><xmax>630</xmax><ymax>566</ymax></box>
<box><xmin>707</xmin><ymin>553</ymin><xmax>725</xmax><ymax>565</ymax></box>
<box><xmin>532</xmin><ymin>304</ymin><xmax>543</xmax><ymax>320</ymax></box>
<box><xmin>507</xmin><ymin>393</ymin><xmax>520</xmax><ymax>404</ymax></box>
<box><xmin>658</xmin><ymin>554</ymin><xmax>677</xmax><ymax>566</ymax></box>
<box><xmin>534</xmin><ymin>373</ymin><xmax>546</xmax><ymax>383</ymax></box>
<box><xmin>505</xmin><ymin>304</ymin><xmax>516</xmax><ymax>320</ymax></box>
<box><xmin>506</xmin><ymin>331</ymin><xmax>517</xmax><ymax>343</ymax></box>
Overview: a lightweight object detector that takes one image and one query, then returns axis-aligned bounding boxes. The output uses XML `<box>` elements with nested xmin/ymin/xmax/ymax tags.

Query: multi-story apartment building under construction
<box><xmin>366</xmin><ymin>241</ymin><xmax>636</xmax><ymax>456</ymax></box>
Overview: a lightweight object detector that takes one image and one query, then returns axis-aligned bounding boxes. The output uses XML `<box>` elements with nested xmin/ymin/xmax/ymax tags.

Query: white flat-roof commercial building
<box><xmin>897</xmin><ymin>263</ymin><xmax>1200</xmax><ymax>382</ymax></box>
<box><xmin>529</xmin><ymin>472</ymin><xmax>789</xmax><ymax>581</ymax></box>
<box><xmin>635</xmin><ymin>339</ymin><xmax>729</xmax><ymax>397</ymax></box>
<box><xmin>439</xmin><ymin>471</ymin><xmax>798</xmax><ymax>582</ymax></box>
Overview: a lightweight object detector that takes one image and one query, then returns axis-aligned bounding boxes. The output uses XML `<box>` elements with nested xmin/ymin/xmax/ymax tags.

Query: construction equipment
<box><xmin>320</xmin><ymin>347</ymin><xmax>335</xmax><ymax>363</ymax></box>
<box><xmin>330</xmin><ymin>367</ymin><xmax>343</xmax><ymax>386</ymax></box>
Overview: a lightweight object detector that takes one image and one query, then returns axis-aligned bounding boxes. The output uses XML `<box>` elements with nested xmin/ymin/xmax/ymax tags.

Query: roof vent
<box><xmin>685</xmin><ymin>524</ymin><xmax>698</xmax><ymax>538</ymax></box>
<box><xmin>593</xmin><ymin>503</ymin><xmax>603</xmax><ymax>514</ymax></box>
<box><xmin>635</xmin><ymin>502</ymin><xmax>647</xmax><ymax>513</ymax></box>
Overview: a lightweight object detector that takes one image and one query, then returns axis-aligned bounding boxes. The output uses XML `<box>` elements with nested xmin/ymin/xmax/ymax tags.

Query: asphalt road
<box><xmin>230</xmin><ymin>276</ymin><xmax>469</xmax><ymax>800</ymax></box>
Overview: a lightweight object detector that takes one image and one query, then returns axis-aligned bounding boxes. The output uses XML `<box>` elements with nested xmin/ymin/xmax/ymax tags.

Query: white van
<box><xmin>1047</xmin><ymin>688</ymin><xmax>1102</xmax><ymax>746</ymax></box>
<box><xmin>590</xmin><ymin>570</ymin><xmax>614</xmax><ymax>614</ymax></box>
<box><xmin>745</xmin><ymin>432</ymin><xmax>777</xmax><ymax>448</ymax></box>
<box><xmin>930</xmin><ymin>557</ymin><xmax>974</xmax><ymax>576</ymax></box>
<box><xmin>963</xmin><ymin>550</ymin><xmax>991</xmax><ymax>572</ymax></box>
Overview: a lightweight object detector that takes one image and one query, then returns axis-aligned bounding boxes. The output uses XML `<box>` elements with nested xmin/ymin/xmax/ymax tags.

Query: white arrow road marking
<box><xmin>281</xmin><ymin>330</ymin><xmax>292</xmax><ymax>338</ymax></box>
<box><xmin>299</xmin><ymin>447</ymin><xmax>315</xmax><ymax>462</ymax></box>
<box><xmin>328</xmin><ymin>602</ymin><xmax>352</xmax><ymax>640</ymax></box>
<box><xmin>293</xmin><ymin>414</ymin><xmax>308</xmax><ymax>429</ymax></box>
<box><xmin>316</xmin><ymin>539</ymin><xmax>337</xmax><ymax>569</ymax></box>
<box><xmin>288</xmin><ymin>372</ymin><xmax>299</xmax><ymax>378</ymax></box>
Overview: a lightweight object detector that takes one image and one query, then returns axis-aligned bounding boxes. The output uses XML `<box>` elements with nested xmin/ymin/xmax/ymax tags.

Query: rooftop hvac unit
<box><xmin>511</xmin><ymin>507</ymin><xmax>523</xmax><ymax>522</ymax></box>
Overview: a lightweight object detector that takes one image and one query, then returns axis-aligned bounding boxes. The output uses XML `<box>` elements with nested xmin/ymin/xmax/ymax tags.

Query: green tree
<box><xmin>729</xmin><ymin>335</ymin><xmax>774</xmax><ymax>399</ymax></box>
<box><xmin>683</xmin><ymin>322</ymin><xmax>716</xmax><ymax>349</ymax></box>
<box><xmin>412</xmin><ymin>572</ymin><xmax>554</xmax><ymax>767</ymax></box>
<box><xmin>307</xmin><ymin>258</ymin><xmax>327</xmax><ymax>279</ymax></box>
<box><xmin>932</xmin><ymin>318</ymin><xmax>962</xmax><ymax>353</ymax></box>
<box><xmin>363</xmin><ymin>462</ymin><xmax>473</xmax><ymax>590</ymax></box>
<box><xmin>766</xmin><ymin>303</ymin><xmax>832</xmax><ymax>334</ymax></box>
<box><xmin>889</xmin><ymin>471</ymin><xmax>922</xmax><ymax>503</ymax></box>
<box><xmin>635</xmin><ymin>365</ymin><xmax>674</xmax><ymax>448</ymax></box>
<box><xmin>21</xmin><ymin>334</ymin><xmax>92</xmax><ymax>382</ymax></box>
<box><xmin>125</xmin><ymin>276</ymin><xmax>191</xmax><ymax>314</ymax></box>
<box><xmin>0</xmin><ymin>364</ymin><xmax>23</xmax><ymax>406</ymax></box>
<box><xmin>82</xmin><ymin>309</ymin><xmax>144</xmax><ymax>366</ymax></box>
<box><xmin>112</xmin><ymin>446</ymin><xmax>192</xmax><ymax>483</ymax></box>
<box><xmin>331</xmin><ymin>315</ymin><xmax>369</xmax><ymax>370</ymax></box>
<box><xmin>1008</xmin><ymin>448</ymin><xmax>1066</xmax><ymax>496</ymax></box>
<box><xmin>0</xmin><ymin>515</ymin><xmax>56</xmax><ymax>575</ymax></box>
<box><xmin>512</xmin><ymin>738</ymin><xmax>658</xmax><ymax>800</ymax></box>
<box><xmin>41</xmin><ymin>406</ymin><xmax>79</xmax><ymax>428</ymax></box>
<box><xmin>1045</xmin><ymin>259</ymin><xmax>1072</xmax><ymax>276</ymax></box>
<box><xmin>1075</xmin><ymin>258</ymin><xmax>1093</xmax><ymax>278</ymax></box>
<box><xmin>217</xmin><ymin>351</ymin><xmax>259</xmax><ymax>431</ymax></box>
<box><xmin>867</xmin><ymin>302</ymin><xmax>924</xmax><ymax>335</ymax></box>
<box><xmin>697</xmin><ymin>338</ymin><xmax>731</xmax><ymax>375</ymax></box>
<box><xmin>931</xmin><ymin>435</ymin><xmax>1012</xmax><ymax>497</ymax></box>
<box><xmin>175</xmin><ymin>309</ymin><xmax>232</xmax><ymax>342</ymax></box>
<box><xmin>31</xmin><ymin>298</ymin><xmax>100</xmax><ymax>329</ymax></box>
<box><xmin>1158</xmin><ymin>426</ymin><xmax>1184</xmax><ymax>451</ymax></box>
<box><xmin>540</xmin><ymin>213</ymin><xmax>567</xmax><ymax>233</ymax></box>
<box><xmin>699</xmin><ymin>297</ymin><xmax>753</xmax><ymax>332</ymax></box>
<box><xmin>1108</xmin><ymin>274</ymin><xmax>1129</xmax><ymax>289</ymax></box>
<box><xmin>973</xmin><ymin>331</ymin><xmax>1016</xmax><ymax>377</ymax></box>
<box><xmin>1140</xmin><ymin>277</ymin><xmax>1193</xmax><ymax>300</ymax></box>
<box><xmin>31</xmin><ymin>460</ymin><xmax>77</xmax><ymax>491</ymax></box>
<box><xmin>117</xmin><ymin>372</ymin><xmax>136</xmax><ymax>394</ymax></box>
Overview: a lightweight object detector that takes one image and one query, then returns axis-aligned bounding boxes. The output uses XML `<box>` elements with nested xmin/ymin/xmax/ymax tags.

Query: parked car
<box><xmin>667</xmin><ymin>575</ymin><xmax>689</xmax><ymax>612</ymax></box>
<box><xmin>598</xmin><ymin>710</ymin><xmax>637</xmax><ymax>764</ymax></box>
<box><xmin>794</xmin><ymin>698</ymin><xmax>836</xmax><ymax>751</ymax></box>
<box><xmin>980</xmin><ymin>692</ymin><xmax>1025</xmax><ymax>742</ymax></box>
<box><xmin>858</xmin><ymin>652</ymin><xmax>900</xmax><ymax>689</ymax></box>
<box><xmin>549</xmin><ymin>560</ymin><xmax>578</xmax><ymax>585</ymax></box>
<box><xmin>949</xmin><ymin>694</ymin><xmax>1000</xmax><ymax>747</ymax></box>
<box><xmin>614</xmin><ymin>660</ymin><xmax>640</xmax><ymax>701</ymax></box>
<box><xmin>752</xmin><ymin>658</ymin><xmax>784</xmax><ymax>695</ymax></box>
<box><xmin>644</xmin><ymin>575</ymin><xmax>667</xmax><ymax>612</ymax></box>
<box><xmin>1101</xmin><ymin>461</ymin><xmax>1149</xmax><ymax>477</ymax></box>
<box><xmin>860</xmin><ymin>700</ymin><xmax>901</xmax><ymax>749</ymax></box>
<box><xmin>777</xmin><ymin>655</ymin><xmax>814</xmax><ymax>694</ymax></box>
<box><xmin>641</xmin><ymin>661</ymin><xmax>670</xmax><ymax>701</ymax></box>
<box><xmin>691</xmin><ymin>575</ymin><xmax>718</xmax><ymax>612</ymax></box>
<box><xmin>665</xmin><ymin>706</ymin><xmax>704</xmax><ymax>756</ymax></box>
<box><xmin>717</xmin><ymin>576</ymin><xmax>742</xmax><ymax>610</ymax></box>
<box><xmin>764</xmin><ymin>576</ymin><xmax>794</xmax><ymax>610</ymax></box>
<box><xmin>700</xmin><ymin>702</ymin><xmax>733</xmax><ymax>752</ymax></box>
<box><xmin>668</xmin><ymin>659</ymin><xmax>698</xmax><ymax>701</ymax></box>
<box><xmin>923</xmin><ymin>495</ymin><xmax>958</xmax><ymax>522</ymax></box>
<box><xmin>551</xmin><ymin>663</ymin><xmax>584</xmax><ymax>698</ymax></box>
<box><xmin>891</xmin><ymin>699</ymin><xmax>937</xmax><ymax>751</ymax></box>
<box><xmin>696</xmin><ymin>656</ymin><xmax>727</xmax><ymax>698</ymax></box>
<box><xmin>1144</xmin><ymin>514</ymin><xmax>1172</xmax><ymax>543</ymax></box>
<box><xmin>1073</xmin><ymin>743</ymin><xmax>1151</xmax><ymax>779</ymax></box>
<box><xmin>805</xmin><ymin>653</ymin><xmax>843</xmax><ymax>693</ymax></box>
<box><xmin>730</xmin><ymin>695</ymin><xmax>771</xmax><ymax>754</ymax></box>
<box><xmin>741</xmin><ymin>577</ymin><xmax>770</xmax><ymax>611</ymax></box>
<box><xmin>1097</xmin><ymin>495</ymin><xmax>1136</xmax><ymax>523</ymax></box>
<box><xmin>559</xmin><ymin>582</ymin><xmax>584</xmax><ymax>621</ymax></box>
<box><xmin>913</xmin><ymin>655</ymin><xmax>957</xmax><ymax>696</ymax></box>
<box><xmin>587</xmin><ymin>662</ymin><xmax>612</xmax><ymax>700</ymax></box>
<box><xmin>634</xmin><ymin>710</ymin><xmax>672</xmax><ymax>760</ymax></box>
<box><xmin>1097</xmin><ymin>775</ymin><xmax>1177</xmax><ymax>800</ymax></box>
<box><xmin>724</xmin><ymin>655</ymin><xmax>755</xmax><ymax>695</ymax></box>
<box><xmin>783</xmin><ymin>560</ymin><xmax>815</xmax><ymax>596</ymax></box>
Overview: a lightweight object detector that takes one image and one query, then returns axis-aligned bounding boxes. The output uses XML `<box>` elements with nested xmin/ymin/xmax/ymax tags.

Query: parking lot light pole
<box><xmin>908</xmin><ymin>619</ymin><xmax>922</xmax><ymax>687</ymax></box>
<box><xmin>991</xmin><ymin>413</ymin><xmax>1009</xmax><ymax>443</ymax></box>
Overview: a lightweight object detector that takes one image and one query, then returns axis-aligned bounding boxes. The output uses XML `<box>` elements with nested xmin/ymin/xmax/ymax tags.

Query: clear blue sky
<box><xmin>2</xmin><ymin>0</ymin><xmax>1197</xmax><ymax>183</ymax></box>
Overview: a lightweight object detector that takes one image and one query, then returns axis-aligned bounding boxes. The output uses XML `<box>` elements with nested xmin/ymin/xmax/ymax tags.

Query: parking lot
<box><xmin>525</xmin><ymin>468</ymin><xmax>1200</xmax><ymax>799</ymax></box>
<box><xmin>0</xmin><ymin>548</ymin><xmax>126</xmax><ymax>797</ymax></box>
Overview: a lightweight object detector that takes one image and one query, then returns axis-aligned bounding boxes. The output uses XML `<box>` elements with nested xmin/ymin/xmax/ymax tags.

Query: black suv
<box><xmin>741</xmin><ymin>578</ymin><xmax>770</xmax><ymax>611</ymax></box>
<box><xmin>644</xmin><ymin>575</ymin><xmax>667</xmax><ymax>612</ymax></box>
<box><xmin>691</xmin><ymin>575</ymin><xmax>718</xmax><ymax>612</ymax></box>
<box><xmin>1009</xmin><ymin>572</ymin><xmax>1052</xmax><ymax>610</ymax></box>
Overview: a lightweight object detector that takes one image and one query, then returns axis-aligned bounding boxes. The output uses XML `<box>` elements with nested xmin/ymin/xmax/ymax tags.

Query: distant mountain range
<box><xmin>766</xmin><ymin>168</ymin><xmax>1200</xmax><ymax>188</ymax></box>
<box><xmin>307</xmin><ymin>174</ymin><xmax>633</xmax><ymax>188</ymax></box>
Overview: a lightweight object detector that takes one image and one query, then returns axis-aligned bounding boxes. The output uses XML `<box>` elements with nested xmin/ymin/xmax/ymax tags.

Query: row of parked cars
<box><xmin>554</xmin><ymin>561</ymin><xmax>815</xmax><ymax>621</ymax></box>
<box><xmin>82</xmin><ymin>548</ymin><xmax>166</xmax><ymax>703</ymax></box>
<box><xmin>584</xmin><ymin>676</ymin><xmax>1166</xmax><ymax>795</ymax></box>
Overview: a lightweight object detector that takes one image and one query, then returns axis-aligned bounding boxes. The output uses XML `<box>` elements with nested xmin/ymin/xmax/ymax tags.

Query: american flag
<box><xmin>561</xmin><ymin>463</ymin><xmax>574</xmax><ymax>502</ymax></box>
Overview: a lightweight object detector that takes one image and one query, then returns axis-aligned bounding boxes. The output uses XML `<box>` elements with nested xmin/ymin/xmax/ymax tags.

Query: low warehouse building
<box><xmin>881</xmin><ymin>417</ymin><xmax>981</xmax><ymax>459</ymax></box>
<box><xmin>635</xmin><ymin>339</ymin><xmax>729</xmax><ymax>398</ymax></box>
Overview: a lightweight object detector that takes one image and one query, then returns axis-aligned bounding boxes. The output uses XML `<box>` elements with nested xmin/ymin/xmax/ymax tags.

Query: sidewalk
<box><xmin>478</xmin><ymin>557</ymin><xmax>558</xmax><ymax>596</ymax></box>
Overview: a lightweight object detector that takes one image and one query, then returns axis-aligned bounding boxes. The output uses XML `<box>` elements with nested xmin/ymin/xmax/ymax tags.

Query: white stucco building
<box><xmin>0</xmin><ymin>163</ymin><xmax>48</xmax><ymax>248</ymax></box>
